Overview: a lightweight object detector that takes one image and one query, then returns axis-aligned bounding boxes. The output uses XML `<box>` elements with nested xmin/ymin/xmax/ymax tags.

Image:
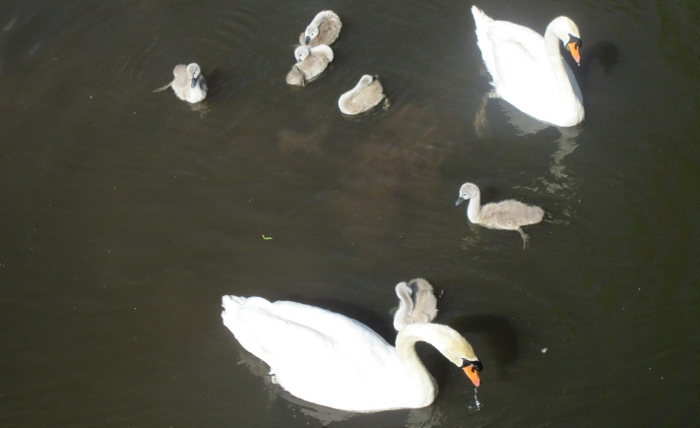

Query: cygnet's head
<box><xmin>356</xmin><ymin>74</ymin><xmax>378</xmax><ymax>89</ymax></box>
<box><xmin>186</xmin><ymin>63</ymin><xmax>201</xmax><ymax>88</ymax></box>
<box><xmin>455</xmin><ymin>182</ymin><xmax>480</xmax><ymax>206</ymax></box>
<box><xmin>304</xmin><ymin>25</ymin><xmax>319</xmax><ymax>44</ymax></box>
<box><xmin>294</xmin><ymin>46</ymin><xmax>311</xmax><ymax>62</ymax></box>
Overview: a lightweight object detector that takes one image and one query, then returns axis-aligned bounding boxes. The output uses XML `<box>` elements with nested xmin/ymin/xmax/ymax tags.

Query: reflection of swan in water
<box><xmin>299</xmin><ymin>10</ymin><xmax>342</xmax><ymax>47</ymax></box>
<box><xmin>394</xmin><ymin>278</ymin><xmax>438</xmax><ymax>331</ymax></box>
<box><xmin>455</xmin><ymin>182</ymin><xmax>545</xmax><ymax>249</ymax></box>
<box><xmin>477</xmin><ymin>97</ymin><xmax>582</xmax><ymax>180</ymax></box>
<box><xmin>153</xmin><ymin>63</ymin><xmax>208</xmax><ymax>104</ymax></box>
<box><xmin>471</xmin><ymin>6</ymin><xmax>584</xmax><ymax>127</ymax></box>
<box><xmin>222</xmin><ymin>295</ymin><xmax>482</xmax><ymax>412</ymax></box>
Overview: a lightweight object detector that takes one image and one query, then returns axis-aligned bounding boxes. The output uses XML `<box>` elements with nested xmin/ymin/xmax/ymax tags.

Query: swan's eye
<box><xmin>567</xmin><ymin>34</ymin><xmax>582</xmax><ymax>48</ymax></box>
<box><xmin>461</xmin><ymin>359</ymin><xmax>483</xmax><ymax>372</ymax></box>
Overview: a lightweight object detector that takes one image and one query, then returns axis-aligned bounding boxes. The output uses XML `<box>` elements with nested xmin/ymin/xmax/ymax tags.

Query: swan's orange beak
<box><xmin>463</xmin><ymin>365</ymin><xmax>481</xmax><ymax>387</ymax></box>
<box><xmin>568</xmin><ymin>41</ymin><xmax>581</xmax><ymax>64</ymax></box>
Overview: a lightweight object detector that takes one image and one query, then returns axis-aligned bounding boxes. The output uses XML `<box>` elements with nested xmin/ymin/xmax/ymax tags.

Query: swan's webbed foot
<box><xmin>517</xmin><ymin>228</ymin><xmax>530</xmax><ymax>249</ymax></box>
<box><xmin>382</xmin><ymin>96</ymin><xmax>391</xmax><ymax>110</ymax></box>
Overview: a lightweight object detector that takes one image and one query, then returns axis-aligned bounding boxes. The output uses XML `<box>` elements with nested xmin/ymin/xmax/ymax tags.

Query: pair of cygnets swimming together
<box><xmin>222</xmin><ymin>278</ymin><xmax>482</xmax><ymax>413</ymax></box>
<box><xmin>285</xmin><ymin>11</ymin><xmax>389</xmax><ymax>115</ymax></box>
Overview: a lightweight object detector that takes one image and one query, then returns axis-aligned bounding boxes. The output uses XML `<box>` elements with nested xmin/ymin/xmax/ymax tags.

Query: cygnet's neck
<box><xmin>393</xmin><ymin>283</ymin><xmax>415</xmax><ymax>331</ymax></box>
<box><xmin>466</xmin><ymin>192</ymin><xmax>482</xmax><ymax>224</ymax></box>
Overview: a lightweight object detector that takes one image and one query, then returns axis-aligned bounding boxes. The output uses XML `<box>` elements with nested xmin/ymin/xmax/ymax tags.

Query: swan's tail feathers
<box><xmin>221</xmin><ymin>295</ymin><xmax>246</xmax><ymax>316</ymax></box>
<box><xmin>525</xmin><ymin>206</ymin><xmax>546</xmax><ymax>225</ymax></box>
<box><xmin>471</xmin><ymin>6</ymin><xmax>493</xmax><ymax>28</ymax></box>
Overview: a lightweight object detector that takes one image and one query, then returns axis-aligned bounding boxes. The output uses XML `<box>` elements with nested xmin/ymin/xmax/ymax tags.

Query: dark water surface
<box><xmin>1</xmin><ymin>0</ymin><xmax>698</xmax><ymax>427</ymax></box>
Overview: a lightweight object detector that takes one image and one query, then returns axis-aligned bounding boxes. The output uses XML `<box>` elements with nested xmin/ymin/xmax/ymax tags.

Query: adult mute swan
<box><xmin>153</xmin><ymin>63</ymin><xmax>208</xmax><ymax>104</ymax></box>
<box><xmin>455</xmin><ymin>182</ymin><xmax>545</xmax><ymax>248</ymax></box>
<box><xmin>222</xmin><ymin>295</ymin><xmax>482</xmax><ymax>412</ymax></box>
<box><xmin>286</xmin><ymin>45</ymin><xmax>334</xmax><ymax>86</ymax></box>
<box><xmin>394</xmin><ymin>278</ymin><xmax>438</xmax><ymax>331</ymax></box>
<box><xmin>299</xmin><ymin>10</ymin><xmax>342</xmax><ymax>47</ymax></box>
<box><xmin>338</xmin><ymin>75</ymin><xmax>388</xmax><ymax>115</ymax></box>
<box><xmin>471</xmin><ymin>6</ymin><xmax>584</xmax><ymax>127</ymax></box>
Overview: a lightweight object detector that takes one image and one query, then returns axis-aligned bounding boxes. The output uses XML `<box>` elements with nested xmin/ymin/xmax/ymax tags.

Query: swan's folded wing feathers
<box><xmin>237</xmin><ymin>304</ymin><xmax>334</xmax><ymax>366</ymax></box>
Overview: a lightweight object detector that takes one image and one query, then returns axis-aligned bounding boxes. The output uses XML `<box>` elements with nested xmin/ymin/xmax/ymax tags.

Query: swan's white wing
<box><xmin>224</xmin><ymin>297</ymin><xmax>404</xmax><ymax>411</ymax></box>
<box><xmin>486</xmin><ymin>22</ymin><xmax>558</xmax><ymax>104</ymax></box>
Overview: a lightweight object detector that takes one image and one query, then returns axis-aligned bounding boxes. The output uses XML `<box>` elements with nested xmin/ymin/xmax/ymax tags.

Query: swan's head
<box><xmin>431</xmin><ymin>324</ymin><xmax>482</xmax><ymax>387</ymax></box>
<box><xmin>187</xmin><ymin>63</ymin><xmax>201</xmax><ymax>88</ymax></box>
<box><xmin>550</xmin><ymin>17</ymin><xmax>583</xmax><ymax>64</ymax></box>
<box><xmin>400</xmin><ymin>323</ymin><xmax>483</xmax><ymax>387</ymax></box>
<box><xmin>294</xmin><ymin>46</ymin><xmax>311</xmax><ymax>62</ymax></box>
<box><xmin>461</xmin><ymin>358</ymin><xmax>484</xmax><ymax>387</ymax></box>
<box><xmin>304</xmin><ymin>24</ymin><xmax>319</xmax><ymax>45</ymax></box>
<box><xmin>455</xmin><ymin>182</ymin><xmax>480</xmax><ymax>206</ymax></box>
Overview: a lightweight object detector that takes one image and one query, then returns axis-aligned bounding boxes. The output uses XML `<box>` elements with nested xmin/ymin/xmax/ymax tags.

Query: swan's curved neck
<box><xmin>395</xmin><ymin>324</ymin><xmax>439</xmax><ymax>394</ymax></box>
<box><xmin>543</xmin><ymin>24</ymin><xmax>574</xmax><ymax>98</ymax></box>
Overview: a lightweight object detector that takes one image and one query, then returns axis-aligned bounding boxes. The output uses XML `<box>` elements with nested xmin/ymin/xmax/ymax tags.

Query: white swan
<box><xmin>222</xmin><ymin>295</ymin><xmax>482</xmax><ymax>412</ymax></box>
<box><xmin>153</xmin><ymin>63</ymin><xmax>207</xmax><ymax>104</ymax></box>
<box><xmin>338</xmin><ymin>75</ymin><xmax>388</xmax><ymax>115</ymax></box>
<box><xmin>455</xmin><ymin>182</ymin><xmax>545</xmax><ymax>248</ymax></box>
<box><xmin>471</xmin><ymin>6</ymin><xmax>584</xmax><ymax>127</ymax></box>
<box><xmin>286</xmin><ymin>44</ymin><xmax>334</xmax><ymax>86</ymax></box>
<box><xmin>299</xmin><ymin>10</ymin><xmax>342</xmax><ymax>47</ymax></box>
<box><xmin>394</xmin><ymin>278</ymin><xmax>438</xmax><ymax>331</ymax></box>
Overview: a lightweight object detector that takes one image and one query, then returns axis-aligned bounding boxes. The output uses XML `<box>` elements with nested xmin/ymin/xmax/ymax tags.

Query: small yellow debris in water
<box><xmin>262</xmin><ymin>235</ymin><xmax>273</xmax><ymax>240</ymax></box>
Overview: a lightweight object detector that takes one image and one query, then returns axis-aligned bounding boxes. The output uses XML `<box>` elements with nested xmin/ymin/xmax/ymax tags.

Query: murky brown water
<box><xmin>1</xmin><ymin>1</ymin><xmax>698</xmax><ymax>427</ymax></box>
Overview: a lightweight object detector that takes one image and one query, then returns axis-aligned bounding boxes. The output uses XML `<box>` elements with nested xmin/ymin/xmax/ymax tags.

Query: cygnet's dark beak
<box><xmin>190</xmin><ymin>76</ymin><xmax>197</xmax><ymax>88</ymax></box>
<box><xmin>455</xmin><ymin>197</ymin><xmax>465</xmax><ymax>206</ymax></box>
<box><xmin>373</xmin><ymin>75</ymin><xmax>379</xmax><ymax>80</ymax></box>
<box><xmin>304</xmin><ymin>35</ymin><xmax>311</xmax><ymax>45</ymax></box>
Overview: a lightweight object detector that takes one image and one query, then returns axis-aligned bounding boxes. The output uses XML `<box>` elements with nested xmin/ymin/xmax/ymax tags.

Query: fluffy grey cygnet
<box><xmin>455</xmin><ymin>182</ymin><xmax>545</xmax><ymax>248</ymax></box>
<box><xmin>338</xmin><ymin>75</ymin><xmax>387</xmax><ymax>115</ymax></box>
<box><xmin>393</xmin><ymin>278</ymin><xmax>439</xmax><ymax>331</ymax></box>
<box><xmin>286</xmin><ymin>44</ymin><xmax>334</xmax><ymax>86</ymax></box>
<box><xmin>153</xmin><ymin>63</ymin><xmax>207</xmax><ymax>104</ymax></box>
<box><xmin>298</xmin><ymin>10</ymin><xmax>342</xmax><ymax>47</ymax></box>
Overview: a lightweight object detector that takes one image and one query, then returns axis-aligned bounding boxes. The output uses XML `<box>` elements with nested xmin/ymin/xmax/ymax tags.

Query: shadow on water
<box><xmin>449</xmin><ymin>314</ymin><xmax>519</xmax><ymax>370</ymax></box>
<box><xmin>579</xmin><ymin>40</ymin><xmax>620</xmax><ymax>81</ymax></box>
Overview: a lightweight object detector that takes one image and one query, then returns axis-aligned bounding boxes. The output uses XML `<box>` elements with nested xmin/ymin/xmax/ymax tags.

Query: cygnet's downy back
<box><xmin>338</xmin><ymin>75</ymin><xmax>388</xmax><ymax>115</ymax></box>
<box><xmin>393</xmin><ymin>278</ymin><xmax>438</xmax><ymax>331</ymax></box>
<box><xmin>286</xmin><ymin>45</ymin><xmax>334</xmax><ymax>86</ymax></box>
<box><xmin>299</xmin><ymin>10</ymin><xmax>342</xmax><ymax>47</ymax></box>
